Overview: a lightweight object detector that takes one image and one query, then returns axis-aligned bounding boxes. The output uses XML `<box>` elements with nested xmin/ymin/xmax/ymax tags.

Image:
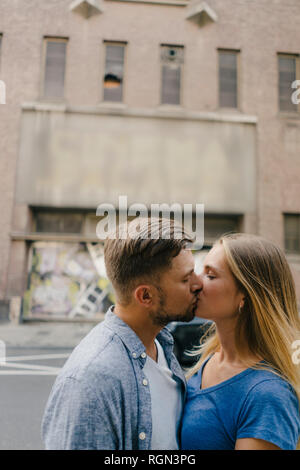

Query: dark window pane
<box><xmin>161</xmin><ymin>64</ymin><xmax>181</xmax><ymax>105</ymax></box>
<box><xmin>279</xmin><ymin>56</ymin><xmax>297</xmax><ymax>112</ymax></box>
<box><xmin>219</xmin><ymin>51</ymin><xmax>238</xmax><ymax>108</ymax></box>
<box><xmin>0</xmin><ymin>35</ymin><xmax>2</xmax><ymax>82</ymax></box>
<box><xmin>44</xmin><ymin>41</ymin><xmax>67</xmax><ymax>99</ymax></box>
<box><xmin>0</xmin><ymin>34</ymin><xmax>2</xmax><ymax>67</ymax></box>
<box><xmin>160</xmin><ymin>46</ymin><xmax>183</xmax><ymax>105</ymax></box>
<box><xmin>35</xmin><ymin>212</ymin><xmax>83</xmax><ymax>234</ymax></box>
<box><xmin>103</xmin><ymin>44</ymin><xmax>125</xmax><ymax>102</ymax></box>
<box><xmin>185</xmin><ymin>214</ymin><xmax>240</xmax><ymax>247</ymax></box>
<box><xmin>205</xmin><ymin>216</ymin><xmax>240</xmax><ymax>242</ymax></box>
<box><xmin>284</xmin><ymin>214</ymin><xmax>300</xmax><ymax>253</ymax></box>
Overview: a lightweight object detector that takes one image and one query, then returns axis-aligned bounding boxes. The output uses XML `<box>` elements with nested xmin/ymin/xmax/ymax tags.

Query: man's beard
<box><xmin>150</xmin><ymin>286</ymin><xmax>197</xmax><ymax>327</ymax></box>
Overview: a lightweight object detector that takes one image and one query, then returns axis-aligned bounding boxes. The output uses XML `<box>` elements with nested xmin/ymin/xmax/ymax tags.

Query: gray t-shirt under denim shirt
<box><xmin>41</xmin><ymin>306</ymin><xmax>186</xmax><ymax>450</ymax></box>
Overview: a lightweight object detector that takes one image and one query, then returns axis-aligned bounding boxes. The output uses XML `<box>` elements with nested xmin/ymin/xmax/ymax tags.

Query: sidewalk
<box><xmin>0</xmin><ymin>320</ymin><xmax>99</xmax><ymax>349</ymax></box>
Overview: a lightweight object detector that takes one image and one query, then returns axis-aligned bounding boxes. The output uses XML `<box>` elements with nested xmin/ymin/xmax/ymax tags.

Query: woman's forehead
<box><xmin>204</xmin><ymin>244</ymin><xmax>227</xmax><ymax>271</ymax></box>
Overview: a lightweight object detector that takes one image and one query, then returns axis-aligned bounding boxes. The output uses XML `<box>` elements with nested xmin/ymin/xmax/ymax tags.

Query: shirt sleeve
<box><xmin>236</xmin><ymin>378</ymin><xmax>300</xmax><ymax>450</ymax></box>
<box><xmin>41</xmin><ymin>375</ymin><xmax>123</xmax><ymax>450</ymax></box>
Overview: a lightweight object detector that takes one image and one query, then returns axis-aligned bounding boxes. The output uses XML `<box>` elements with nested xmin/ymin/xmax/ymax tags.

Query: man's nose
<box><xmin>191</xmin><ymin>273</ymin><xmax>203</xmax><ymax>293</ymax></box>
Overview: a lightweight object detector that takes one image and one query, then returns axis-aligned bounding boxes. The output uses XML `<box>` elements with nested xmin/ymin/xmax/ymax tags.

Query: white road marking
<box><xmin>0</xmin><ymin>353</ymin><xmax>69</xmax><ymax>375</ymax></box>
<box><xmin>0</xmin><ymin>370</ymin><xmax>59</xmax><ymax>375</ymax></box>
<box><xmin>0</xmin><ymin>362</ymin><xmax>61</xmax><ymax>372</ymax></box>
<box><xmin>4</xmin><ymin>354</ymin><xmax>70</xmax><ymax>362</ymax></box>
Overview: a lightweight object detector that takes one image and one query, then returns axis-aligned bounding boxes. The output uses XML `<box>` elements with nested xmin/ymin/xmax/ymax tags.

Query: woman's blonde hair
<box><xmin>187</xmin><ymin>233</ymin><xmax>300</xmax><ymax>411</ymax></box>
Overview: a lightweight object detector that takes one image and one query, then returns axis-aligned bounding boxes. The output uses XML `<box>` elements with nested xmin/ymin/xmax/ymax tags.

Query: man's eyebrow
<box><xmin>182</xmin><ymin>268</ymin><xmax>195</xmax><ymax>278</ymax></box>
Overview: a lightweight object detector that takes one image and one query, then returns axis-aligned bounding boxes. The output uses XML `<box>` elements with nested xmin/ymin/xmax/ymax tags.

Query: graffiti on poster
<box><xmin>23</xmin><ymin>242</ymin><xmax>114</xmax><ymax>318</ymax></box>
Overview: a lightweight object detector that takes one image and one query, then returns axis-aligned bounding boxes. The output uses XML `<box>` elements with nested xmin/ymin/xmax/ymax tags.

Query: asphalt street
<box><xmin>0</xmin><ymin>320</ymin><xmax>96</xmax><ymax>450</ymax></box>
<box><xmin>0</xmin><ymin>346</ymin><xmax>73</xmax><ymax>450</ymax></box>
<box><xmin>0</xmin><ymin>319</ymin><xmax>196</xmax><ymax>450</ymax></box>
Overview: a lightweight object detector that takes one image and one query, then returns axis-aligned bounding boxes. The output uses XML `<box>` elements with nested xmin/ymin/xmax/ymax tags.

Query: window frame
<box><xmin>0</xmin><ymin>34</ymin><xmax>3</xmax><ymax>72</ymax></box>
<box><xmin>33</xmin><ymin>210</ymin><xmax>85</xmax><ymax>235</ymax></box>
<box><xmin>160</xmin><ymin>44</ymin><xmax>184</xmax><ymax>107</ymax></box>
<box><xmin>102</xmin><ymin>40</ymin><xmax>127</xmax><ymax>104</ymax></box>
<box><xmin>284</xmin><ymin>213</ymin><xmax>300</xmax><ymax>255</ymax></box>
<box><xmin>278</xmin><ymin>53</ymin><xmax>300</xmax><ymax>114</ymax></box>
<box><xmin>40</xmin><ymin>36</ymin><xmax>68</xmax><ymax>101</ymax></box>
<box><xmin>218</xmin><ymin>48</ymin><xmax>240</xmax><ymax>110</ymax></box>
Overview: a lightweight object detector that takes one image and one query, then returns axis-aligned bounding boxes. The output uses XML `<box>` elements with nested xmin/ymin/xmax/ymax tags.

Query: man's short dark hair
<box><xmin>104</xmin><ymin>217</ymin><xmax>194</xmax><ymax>304</ymax></box>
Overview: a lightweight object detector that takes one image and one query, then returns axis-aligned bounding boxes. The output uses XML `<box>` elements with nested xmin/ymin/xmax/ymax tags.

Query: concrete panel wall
<box><xmin>16</xmin><ymin>109</ymin><xmax>256</xmax><ymax>212</ymax></box>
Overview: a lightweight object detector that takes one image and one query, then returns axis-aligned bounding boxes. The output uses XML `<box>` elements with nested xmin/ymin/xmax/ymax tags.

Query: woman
<box><xmin>181</xmin><ymin>233</ymin><xmax>300</xmax><ymax>450</ymax></box>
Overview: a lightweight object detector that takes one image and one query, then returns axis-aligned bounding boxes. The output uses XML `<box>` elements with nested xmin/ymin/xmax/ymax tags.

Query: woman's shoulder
<box><xmin>236</xmin><ymin>368</ymin><xmax>300</xmax><ymax>450</ymax></box>
<box><xmin>242</xmin><ymin>367</ymin><xmax>299</xmax><ymax>406</ymax></box>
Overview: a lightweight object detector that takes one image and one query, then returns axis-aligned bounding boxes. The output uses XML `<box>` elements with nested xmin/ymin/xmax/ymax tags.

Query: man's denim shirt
<box><xmin>41</xmin><ymin>307</ymin><xmax>187</xmax><ymax>450</ymax></box>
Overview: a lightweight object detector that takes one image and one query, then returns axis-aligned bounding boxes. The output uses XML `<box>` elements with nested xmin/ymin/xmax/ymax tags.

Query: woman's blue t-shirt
<box><xmin>181</xmin><ymin>356</ymin><xmax>300</xmax><ymax>450</ymax></box>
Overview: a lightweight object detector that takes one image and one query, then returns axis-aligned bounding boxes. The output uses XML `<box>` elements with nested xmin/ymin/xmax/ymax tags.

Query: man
<box><xmin>41</xmin><ymin>217</ymin><xmax>202</xmax><ymax>449</ymax></box>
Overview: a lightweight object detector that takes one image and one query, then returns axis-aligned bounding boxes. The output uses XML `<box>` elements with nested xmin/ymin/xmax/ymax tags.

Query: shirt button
<box><xmin>142</xmin><ymin>379</ymin><xmax>148</xmax><ymax>386</ymax></box>
<box><xmin>139</xmin><ymin>432</ymin><xmax>146</xmax><ymax>440</ymax></box>
<box><xmin>132</xmin><ymin>353</ymin><xmax>137</xmax><ymax>358</ymax></box>
<box><xmin>141</xmin><ymin>352</ymin><xmax>146</xmax><ymax>359</ymax></box>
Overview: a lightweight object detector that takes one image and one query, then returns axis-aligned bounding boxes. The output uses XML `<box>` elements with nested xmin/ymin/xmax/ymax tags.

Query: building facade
<box><xmin>0</xmin><ymin>0</ymin><xmax>299</xmax><ymax>320</ymax></box>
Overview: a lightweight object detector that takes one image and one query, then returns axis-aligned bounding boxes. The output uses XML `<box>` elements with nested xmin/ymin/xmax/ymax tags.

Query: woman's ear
<box><xmin>238</xmin><ymin>292</ymin><xmax>248</xmax><ymax>313</ymax></box>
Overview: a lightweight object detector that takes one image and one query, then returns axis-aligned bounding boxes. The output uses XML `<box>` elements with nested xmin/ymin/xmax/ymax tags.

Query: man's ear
<box><xmin>134</xmin><ymin>285</ymin><xmax>153</xmax><ymax>307</ymax></box>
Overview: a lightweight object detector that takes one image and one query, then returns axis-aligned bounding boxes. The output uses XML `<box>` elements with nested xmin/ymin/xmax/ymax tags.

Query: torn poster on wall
<box><xmin>23</xmin><ymin>242</ymin><xmax>114</xmax><ymax>318</ymax></box>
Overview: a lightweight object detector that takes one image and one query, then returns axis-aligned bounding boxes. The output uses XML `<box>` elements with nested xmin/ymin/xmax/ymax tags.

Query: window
<box><xmin>0</xmin><ymin>34</ymin><xmax>2</xmax><ymax>67</ymax></box>
<box><xmin>161</xmin><ymin>45</ymin><xmax>184</xmax><ymax>105</ymax></box>
<box><xmin>33</xmin><ymin>210</ymin><xmax>114</xmax><ymax>237</ymax></box>
<box><xmin>278</xmin><ymin>54</ymin><xmax>299</xmax><ymax>112</ymax></box>
<box><xmin>284</xmin><ymin>214</ymin><xmax>300</xmax><ymax>254</ymax></box>
<box><xmin>34</xmin><ymin>211</ymin><xmax>84</xmax><ymax>234</ymax></box>
<box><xmin>103</xmin><ymin>43</ymin><xmax>125</xmax><ymax>102</ymax></box>
<box><xmin>0</xmin><ymin>35</ymin><xmax>4</xmax><ymax>104</ymax></box>
<box><xmin>219</xmin><ymin>50</ymin><xmax>239</xmax><ymax>108</ymax></box>
<box><xmin>183</xmin><ymin>213</ymin><xmax>241</xmax><ymax>248</ymax></box>
<box><xmin>43</xmin><ymin>38</ymin><xmax>67</xmax><ymax>99</ymax></box>
<box><xmin>204</xmin><ymin>215</ymin><xmax>241</xmax><ymax>246</ymax></box>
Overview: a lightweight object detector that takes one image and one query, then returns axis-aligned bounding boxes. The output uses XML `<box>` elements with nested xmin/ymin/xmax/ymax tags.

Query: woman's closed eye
<box><xmin>205</xmin><ymin>273</ymin><xmax>216</xmax><ymax>280</ymax></box>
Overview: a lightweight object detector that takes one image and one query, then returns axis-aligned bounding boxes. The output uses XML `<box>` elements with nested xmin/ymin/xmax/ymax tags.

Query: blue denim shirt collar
<box><xmin>105</xmin><ymin>306</ymin><xmax>177</xmax><ymax>370</ymax></box>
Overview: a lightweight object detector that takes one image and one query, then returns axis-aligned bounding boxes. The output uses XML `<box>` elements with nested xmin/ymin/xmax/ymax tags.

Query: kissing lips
<box><xmin>192</xmin><ymin>296</ymin><xmax>199</xmax><ymax>312</ymax></box>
